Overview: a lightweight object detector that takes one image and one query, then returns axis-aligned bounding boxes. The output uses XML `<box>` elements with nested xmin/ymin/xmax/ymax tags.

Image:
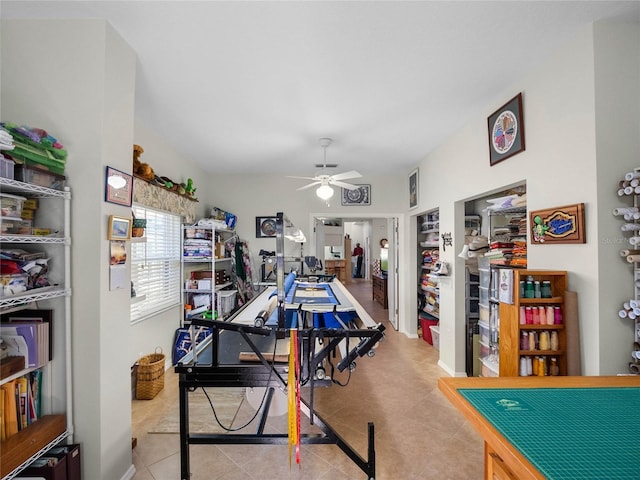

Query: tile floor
<box><xmin>131</xmin><ymin>279</ymin><xmax>483</xmax><ymax>479</ymax></box>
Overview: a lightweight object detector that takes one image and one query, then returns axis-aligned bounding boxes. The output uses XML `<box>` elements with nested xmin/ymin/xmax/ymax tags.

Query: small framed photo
<box><xmin>256</xmin><ymin>216</ymin><xmax>277</xmax><ymax>238</ymax></box>
<box><xmin>108</xmin><ymin>215</ymin><xmax>132</xmax><ymax>240</ymax></box>
<box><xmin>341</xmin><ymin>184</ymin><xmax>371</xmax><ymax>206</ymax></box>
<box><xmin>409</xmin><ymin>168</ymin><xmax>419</xmax><ymax>209</ymax></box>
<box><xmin>105</xmin><ymin>166</ymin><xmax>133</xmax><ymax>207</ymax></box>
<box><xmin>488</xmin><ymin>92</ymin><xmax>525</xmax><ymax>166</ymax></box>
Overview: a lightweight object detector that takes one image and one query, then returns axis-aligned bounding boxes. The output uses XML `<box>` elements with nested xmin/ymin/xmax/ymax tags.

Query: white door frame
<box><xmin>309</xmin><ymin>213</ymin><xmax>403</xmax><ymax>330</ymax></box>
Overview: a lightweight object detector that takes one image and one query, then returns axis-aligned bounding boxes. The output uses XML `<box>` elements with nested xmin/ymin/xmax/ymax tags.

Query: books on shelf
<box><xmin>1</xmin><ymin>309</ymin><xmax>53</xmax><ymax>365</ymax></box>
<box><xmin>1</xmin><ymin>322</ymin><xmax>49</xmax><ymax>368</ymax></box>
<box><xmin>0</xmin><ymin>369</ymin><xmax>43</xmax><ymax>441</ymax></box>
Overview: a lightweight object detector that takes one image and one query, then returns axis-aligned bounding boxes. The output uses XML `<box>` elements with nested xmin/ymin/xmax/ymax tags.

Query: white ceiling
<box><xmin>3</xmin><ymin>1</ymin><xmax>640</xmax><ymax>178</ymax></box>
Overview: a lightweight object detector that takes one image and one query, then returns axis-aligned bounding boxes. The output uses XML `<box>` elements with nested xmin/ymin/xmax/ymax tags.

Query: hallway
<box><xmin>131</xmin><ymin>279</ymin><xmax>484</xmax><ymax>479</ymax></box>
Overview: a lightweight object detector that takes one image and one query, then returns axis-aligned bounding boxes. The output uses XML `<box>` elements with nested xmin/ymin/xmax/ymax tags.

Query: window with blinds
<box><xmin>130</xmin><ymin>205</ymin><xmax>181</xmax><ymax>323</ymax></box>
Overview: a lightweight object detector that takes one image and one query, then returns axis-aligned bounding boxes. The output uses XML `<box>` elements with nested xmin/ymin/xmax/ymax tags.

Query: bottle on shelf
<box><xmin>550</xmin><ymin>357</ymin><xmax>560</xmax><ymax>376</ymax></box>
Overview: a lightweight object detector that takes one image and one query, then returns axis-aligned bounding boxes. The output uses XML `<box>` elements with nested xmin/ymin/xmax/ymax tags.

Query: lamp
<box><xmin>316</xmin><ymin>184</ymin><xmax>334</xmax><ymax>200</ymax></box>
<box><xmin>284</xmin><ymin>228</ymin><xmax>306</xmax><ymax>243</ymax></box>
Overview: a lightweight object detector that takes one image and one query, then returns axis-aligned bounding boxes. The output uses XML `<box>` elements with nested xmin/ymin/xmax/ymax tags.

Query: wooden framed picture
<box><xmin>108</xmin><ymin>215</ymin><xmax>132</xmax><ymax>240</ymax></box>
<box><xmin>341</xmin><ymin>184</ymin><xmax>371</xmax><ymax>206</ymax></box>
<box><xmin>256</xmin><ymin>216</ymin><xmax>277</xmax><ymax>238</ymax></box>
<box><xmin>105</xmin><ymin>166</ymin><xmax>133</xmax><ymax>207</ymax></box>
<box><xmin>409</xmin><ymin>168</ymin><xmax>419</xmax><ymax>209</ymax></box>
<box><xmin>530</xmin><ymin>203</ymin><xmax>585</xmax><ymax>244</ymax></box>
<box><xmin>488</xmin><ymin>92</ymin><xmax>525</xmax><ymax>166</ymax></box>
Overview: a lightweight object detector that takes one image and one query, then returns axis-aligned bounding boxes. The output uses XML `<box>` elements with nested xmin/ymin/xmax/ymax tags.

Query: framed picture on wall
<box><xmin>341</xmin><ymin>184</ymin><xmax>371</xmax><ymax>206</ymax></box>
<box><xmin>409</xmin><ymin>168</ymin><xmax>419</xmax><ymax>209</ymax></box>
<box><xmin>105</xmin><ymin>166</ymin><xmax>133</xmax><ymax>207</ymax></box>
<box><xmin>256</xmin><ymin>216</ymin><xmax>277</xmax><ymax>238</ymax></box>
<box><xmin>108</xmin><ymin>215</ymin><xmax>132</xmax><ymax>240</ymax></box>
<box><xmin>488</xmin><ymin>92</ymin><xmax>525</xmax><ymax>166</ymax></box>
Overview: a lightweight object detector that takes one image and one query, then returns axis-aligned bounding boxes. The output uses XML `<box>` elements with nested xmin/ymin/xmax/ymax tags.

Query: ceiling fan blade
<box><xmin>287</xmin><ymin>175</ymin><xmax>318</xmax><ymax>180</ymax></box>
<box><xmin>296</xmin><ymin>181</ymin><xmax>321</xmax><ymax>191</ymax></box>
<box><xmin>332</xmin><ymin>180</ymin><xmax>360</xmax><ymax>190</ymax></box>
<box><xmin>330</xmin><ymin>170</ymin><xmax>362</xmax><ymax>181</ymax></box>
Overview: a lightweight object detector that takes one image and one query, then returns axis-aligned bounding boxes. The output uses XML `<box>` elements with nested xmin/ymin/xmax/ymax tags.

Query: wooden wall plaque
<box><xmin>530</xmin><ymin>203</ymin><xmax>585</xmax><ymax>244</ymax></box>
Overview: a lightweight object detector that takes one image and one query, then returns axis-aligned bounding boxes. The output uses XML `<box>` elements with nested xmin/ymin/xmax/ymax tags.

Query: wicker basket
<box><xmin>136</xmin><ymin>348</ymin><xmax>165</xmax><ymax>400</ymax></box>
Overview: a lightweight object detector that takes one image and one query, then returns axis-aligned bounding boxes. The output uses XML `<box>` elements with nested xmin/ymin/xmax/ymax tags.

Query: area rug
<box><xmin>148</xmin><ymin>387</ymin><xmax>246</xmax><ymax>434</ymax></box>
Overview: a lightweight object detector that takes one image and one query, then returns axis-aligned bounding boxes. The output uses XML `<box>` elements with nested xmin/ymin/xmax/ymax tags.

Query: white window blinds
<box><xmin>130</xmin><ymin>205</ymin><xmax>181</xmax><ymax>323</ymax></box>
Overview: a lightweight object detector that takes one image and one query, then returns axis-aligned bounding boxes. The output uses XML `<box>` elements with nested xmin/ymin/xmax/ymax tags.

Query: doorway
<box><xmin>311</xmin><ymin>214</ymin><xmax>399</xmax><ymax>330</ymax></box>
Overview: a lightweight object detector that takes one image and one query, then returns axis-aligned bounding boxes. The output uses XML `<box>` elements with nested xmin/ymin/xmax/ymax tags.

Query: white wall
<box><xmin>2</xmin><ymin>19</ymin><xmax>137</xmax><ymax>480</ymax></box>
<box><xmin>207</xmin><ymin>174</ymin><xmax>404</xmax><ymax>283</ymax></box>
<box><xmin>411</xmin><ymin>21</ymin><xmax>640</xmax><ymax>376</ymax></box>
<box><xmin>593</xmin><ymin>22</ymin><xmax>640</xmax><ymax>373</ymax></box>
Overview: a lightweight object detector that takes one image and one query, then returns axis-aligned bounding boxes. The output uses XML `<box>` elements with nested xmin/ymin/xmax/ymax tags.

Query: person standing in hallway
<box><xmin>353</xmin><ymin>242</ymin><xmax>364</xmax><ymax>278</ymax></box>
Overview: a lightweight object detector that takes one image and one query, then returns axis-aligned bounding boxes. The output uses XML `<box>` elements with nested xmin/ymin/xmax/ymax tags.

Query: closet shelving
<box><xmin>181</xmin><ymin>224</ymin><xmax>237</xmax><ymax>325</ymax></box>
<box><xmin>464</xmin><ymin>215</ymin><xmax>481</xmax><ymax>376</ymax></box>
<box><xmin>487</xmin><ymin>206</ymin><xmax>527</xmax><ymax>244</ymax></box>
<box><xmin>418</xmin><ymin>210</ymin><xmax>440</xmax><ymax>335</ymax></box>
<box><xmin>465</xmin><ymin>267</ymin><xmax>480</xmax><ymax>376</ymax></box>
<box><xmin>0</xmin><ymin>177</ymin><xmax>72</xmax><ymax>480</ymax></box>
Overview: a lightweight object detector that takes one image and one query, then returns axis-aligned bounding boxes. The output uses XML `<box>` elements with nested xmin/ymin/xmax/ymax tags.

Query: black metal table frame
<box><xmin>175</xmin><ymin>318</ymin><xmax>384</xmax><ymax>480</ymax></box>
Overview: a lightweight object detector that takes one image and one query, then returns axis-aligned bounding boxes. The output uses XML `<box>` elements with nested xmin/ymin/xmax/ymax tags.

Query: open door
<box><xmin>388</xmin><ymin>217</ymin><xmax>399</xmax><ymax>330</ymax></box>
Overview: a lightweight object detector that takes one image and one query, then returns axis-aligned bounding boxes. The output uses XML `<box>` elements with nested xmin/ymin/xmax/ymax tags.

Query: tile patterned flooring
<box><xmin>131</xmin><ymin>279</ymin><xmax>483</xmax><ymax>479</ymax></box>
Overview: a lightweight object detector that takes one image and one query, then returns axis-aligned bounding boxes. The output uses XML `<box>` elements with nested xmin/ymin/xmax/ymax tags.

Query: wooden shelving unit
<box><xmin>372</xmin><ymin>273</ymin><xmax>388</xmax><ymax>308</ymax></box>
<box><xmin>499</xmin><ymin>270</ymin><xmax>568</xmax><ymax>377</ymax></box>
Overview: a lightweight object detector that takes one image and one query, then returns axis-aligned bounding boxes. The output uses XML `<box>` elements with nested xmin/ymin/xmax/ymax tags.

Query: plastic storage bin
<box><xmin>15</xmin><ymin>164</ymin><xmax>66</xmax><ymax>190</ymax></box>
<box><xmin>479</xmin><ymin>304</ymin><xmax>490</xmax><ymax>322</ymax></box>
<box><xmin>218</xmin><ymin>289</ymin><xmax>237</xmax><ymax>315</ymax></box>
<box><xmin>478</xmin><ymin>320</ymin><xmax>490</xmax><ymax>345</ymax></box>
<box><xmin>1</xmin><ymin>193</ymin><xmax>25</xmax><ymax>219</ymax></box>
<box><xmin>420</xmin><ymin>315</ymin><xmax>438</xmax><ymax>345</ymax></box>
<box><xmin>0</xmin><ymin>156</ymin><xmax>15</xmax><ymax>179</ymax></box>
<box><xmin>480</xmin><ymin>356</ymin><xmax>499</xmax><ymax>377</ymax></box>
<box><xmin>478</xmin><ymin>286</ymin><xmax>489</xmax><ymax>307</ymax></box>
<box><xmin>0</xmin><ymin>218</ymin><xmax>32</xmax><ymax>234</ymax></box>
<box><xmin>429</xmin><ymin>325</ymin><xmax>440</xmax><ymax>350</ymax></box>
<box><xmin>0</xmin><ymin>273</ymin><xmax>29</xmax><ymax>297</ymax></box>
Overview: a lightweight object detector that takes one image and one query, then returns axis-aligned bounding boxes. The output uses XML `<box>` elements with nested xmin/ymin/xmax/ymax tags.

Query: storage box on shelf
<box><xmin>498</xmin><ymin>270</ymin><xmax>568</xmax><ymax>377</ymax></box>
<box><xmin>0</xmin><ymin>176</ymin><xmax>72</xmax><ymax>479</ymax></box>
<box><xmin>476</xmin><ymin>256</ymin><xmax>499</xmax><ymax>376</ymax></box>
<box><xmin>429</xmin><ymin>325</ymin><xmax>440</xmax><ymax>350</ymax></box>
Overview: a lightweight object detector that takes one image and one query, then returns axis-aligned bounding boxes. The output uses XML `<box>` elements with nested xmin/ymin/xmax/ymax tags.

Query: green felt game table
<box><xmin>439</xmin><ymin>376</ymin><xmax>640</xmax><ymax>480</ymax></box>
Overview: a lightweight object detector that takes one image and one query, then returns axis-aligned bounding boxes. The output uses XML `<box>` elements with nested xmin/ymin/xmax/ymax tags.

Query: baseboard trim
<box><xmin>121</xmin><ymin>464</ymin><xmax>136</xmax><ymax>480</ymax></box>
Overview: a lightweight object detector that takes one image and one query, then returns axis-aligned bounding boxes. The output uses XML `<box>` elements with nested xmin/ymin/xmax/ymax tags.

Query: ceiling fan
<box><xmin>287</xmin><ymin>138</ymin><xmax>362</xmax><ymax>200</ymax></box>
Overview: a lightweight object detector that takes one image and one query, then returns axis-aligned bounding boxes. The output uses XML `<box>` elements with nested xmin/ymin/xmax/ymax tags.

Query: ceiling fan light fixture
<box><xmin>316</xmin><ymin>184</ymin><xmax>334</xmax><ymax>200</ymax></box>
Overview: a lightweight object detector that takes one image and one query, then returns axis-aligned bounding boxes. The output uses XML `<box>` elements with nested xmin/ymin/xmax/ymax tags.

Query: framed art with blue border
<box><xmin>488</xmin><ymin>93</ymin><xmax>525</xmax><ymax>166</ymax></box>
